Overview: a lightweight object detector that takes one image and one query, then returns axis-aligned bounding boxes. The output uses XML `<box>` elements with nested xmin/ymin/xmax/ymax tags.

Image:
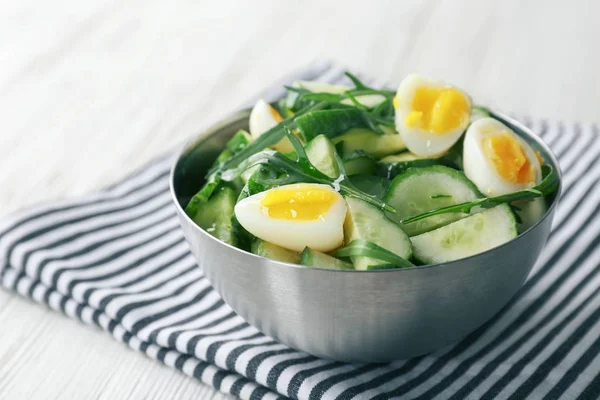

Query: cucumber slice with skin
<box><xmin>246</xmin><ymin>165</ymin><xmax>281</xmax><ymax>195</ymax></box>
<box><xmin>377</xmin><ymin>152</ymin><xmax>444</xmax><ymax>179</ymax></box>
<box><xmin>332</xmin><ymin>128</ymin><xmax>406</xmax><ymax>158</ymax></box>
<box><xmin>349</xmin><ymin>174</ymin><xmax>390</xmax><ymax>199</ymax></box>
<box><xmin>251</xmin><ymin>239</ymin><xmax>301</xmax><ymax>264</ymax></box>
<box><xmin>411</xmin><ymin>204</ymin><xmax>517</xmax><ymax>264</ymax></box>
<box><xmin>301</xmin><ymin>248</ymin><xmax>353</xmax><ymax>270</ymax></box>
<box><xmin>296</xmin><ymin>109</ymin><xmax>374</xmax><ymax>142</ymax></box>
<box><xmin>188</xmin><ymin>186</ymin><xmax>237</xmax><ymax>246</ymax></box>
<box><xmin>186</xmin><ymin>130</ymin><xmax>251</xmax><ymax>210</ymax></box>
<box><xmin>304</xmin><ymin>135</ymin><xmax>340</xmax><ymax>178</ymax></box>
<box><xmin>344</xmin><ymin>197</ymin><xmax>412</xmax><ymax>270</ymax></box>
<box><xmin>231</xmin><ymin>185</ymin><xmax>254</xmax><ymax>251</ymax></box>
<box><xmin>515</xmin><ymin>198</ymin><xmax>547</xmax><ymax>233</ymax></box>
<box><xmin>384</xmin><ymin>166</ymin><xmax>482</xmax><ymax>236</ymax></box>
<box><xmin>343</xmin><ymin>151</ymin><xmax>376</xmax><ymax>175</ymax></box>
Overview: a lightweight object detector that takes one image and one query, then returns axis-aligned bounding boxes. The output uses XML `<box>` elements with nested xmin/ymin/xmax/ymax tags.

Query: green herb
<box><xmin>401</xmin><ymin>165</ymin><xmax>559</xmax><ymax>224</ymax></box>
<box><xmin>185</xmin><ymin>173</ymin><xmax>220</xmax><ymax>217</ymax></box>
<box><xmin>345</xmin><ymin>71</ymin><xmax>369</xmax><ymax>90</ymax></box>
<box><xmin>344</xmin><ymin>72</ymin><xmax>395</xmax><ymax>96</ymax></box>
<box><xmin>334</xmin><ymin>240</ymin><xmax>414</xmax><ymax>268</ymax></box>
<box><xmin>224</xmin><ymin>129</ymin><xmax>396</xmax><ymax>213</ymax></box>
<box><xmin>349</xmin><ymin>174</ymin><xmax>390</xmax><ymax>199</ymax></box>
<box><xmin>185</xmin><ymin>130</ymin><xmax>252</xmax><ymax>215</ymax></box>
<box><xmin>284</xmin><ymin>85</ymin><xmax>310</xmax><ymax>95</ymax></box>
<box><xmin>344</xmin><ymin>91</ymin><xmax>367</xmax><ymax>110</ymax></box>
<box><xmin>300</xmin><ymin>92</ymin><xmax>345</xmax><ymax>103</ymax></box>
<box><xmin>208</xmin><ymin>101</ymin><xmax>328</xmax><ymax>178</ymax></box>
<box><xmin>295</xmin><ymin>108</ymin><xmax>380</xmax><ymax>142</ymax></box>
<box><xmin>431</xmin><ymin>194</ymin><xmax>452</xmax><ymax>199</ymax></box>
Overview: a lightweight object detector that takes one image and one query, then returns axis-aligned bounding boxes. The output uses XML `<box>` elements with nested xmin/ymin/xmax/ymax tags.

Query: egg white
<box><xmin>249</xmin><ymin>99</ymin><xmax>282</xmax><ymax>140</ymax></box>
<box><xmin>234</xmin><ymin>183</ymin><xmax>347</xmax><ymax>252</ymax></box>
<box><xmin>249</xmin><ymin>99</ymin><xmax>296</xmax><ymax>153</ymax></box>
<box><xmin>463</xmin><ymin>117</ymin><xmax>542</xmax><ymax>196</ymax></box>
<box><xmin>394</xmin><ymin>74</ymin><xmax>472</xmax><ymax>157</ymax></box>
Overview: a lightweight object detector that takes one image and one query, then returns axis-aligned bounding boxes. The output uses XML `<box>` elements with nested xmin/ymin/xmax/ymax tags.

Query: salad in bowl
<box><xmin>183</xmin><ymin>73</ymin><xmax>559</xmax><ymax>271</ymax></box>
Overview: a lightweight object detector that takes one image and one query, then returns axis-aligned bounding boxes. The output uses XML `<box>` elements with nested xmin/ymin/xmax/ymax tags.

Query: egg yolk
<box><xmin>268</xmin><ymin>104</ymin><xmax>284</xmax><ymax>122</ymax></box>
<box><xmin>261</xmin><ymin>187</ymin><xmax>336</xmax><ymax>220</ymax></box>
<box><xmin>404</xmin><ymin>87</ymin><xmax>469</xmax><ymax>134</ymax></box>
<box><xmin>484</xmin><ymin>132</ymin><xmax>536</xmax><ymax>184</ymax></box>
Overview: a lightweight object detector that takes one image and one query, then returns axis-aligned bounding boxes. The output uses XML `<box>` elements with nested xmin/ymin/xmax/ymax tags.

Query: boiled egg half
<box><xmin>394</xmin><ymin>74</ymin><xmax>472</xmax><ymax>156</ymax></box>
<box><xmin>234</xmin><ymin>183</ymin><xmax>346</xmax><ymax>252</ymax></box>
<box><xmin>249</xmin><ymin>99</ymin><xmax>293</xmax><ymax>153</ymax></box>
<box><xmin>463</xmin><ymin>117</ymin><xmax>542</xmax><ymax>196</ymax></box>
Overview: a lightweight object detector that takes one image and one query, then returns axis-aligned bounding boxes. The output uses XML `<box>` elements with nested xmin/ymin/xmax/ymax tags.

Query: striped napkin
<box><xmin>1</xmin><ymin>62</ymin><xmax>599</xmax><ymax>400</ymax></box>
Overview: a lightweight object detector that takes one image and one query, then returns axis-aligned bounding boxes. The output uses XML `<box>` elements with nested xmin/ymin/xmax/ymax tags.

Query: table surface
<box><xmin>1</xmin><ymin>1</ymin><xmax>599</xmax><ymax>398</ymax></box>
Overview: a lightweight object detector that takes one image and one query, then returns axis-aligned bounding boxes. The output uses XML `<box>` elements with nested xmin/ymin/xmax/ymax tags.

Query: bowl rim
<box><xmin>170</xmin><ymin>108</ymin><xmax>563</xmax><ymax>274</ymax></box>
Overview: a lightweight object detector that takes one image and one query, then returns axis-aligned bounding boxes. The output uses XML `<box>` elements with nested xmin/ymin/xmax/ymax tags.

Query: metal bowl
<box><xmin>170</xmin><ymin>110</ymin><xmax>561</xmax><ymax>362</ymax></box>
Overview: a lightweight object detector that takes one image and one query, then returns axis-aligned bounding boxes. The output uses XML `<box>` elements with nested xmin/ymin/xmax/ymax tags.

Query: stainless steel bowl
<box><xmin>170</xmin><ymin>110</ymin><xmax>561</xmax><ymax>362</ymax></box>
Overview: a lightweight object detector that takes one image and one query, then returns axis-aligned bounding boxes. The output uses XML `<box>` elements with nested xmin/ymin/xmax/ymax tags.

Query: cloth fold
<box><xmin>1</xmin><ymin>62</ymin><xmax>599</xmax><ymax>400</ymax></box>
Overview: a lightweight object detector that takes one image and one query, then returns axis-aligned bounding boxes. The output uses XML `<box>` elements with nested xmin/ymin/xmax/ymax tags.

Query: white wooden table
<box><xmin>1</xmin><ymin>1</ymin><xmax>599</xmax><ymax>398</ymax></box>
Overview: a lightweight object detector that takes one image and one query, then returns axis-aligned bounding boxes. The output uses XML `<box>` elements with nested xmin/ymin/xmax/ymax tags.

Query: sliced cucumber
<box><xmin>225</xmin><ymin>130</ymin><xmax>252</xmax><ymax>154</ymax></box>
<box><xmin>246</xmin><ymin>165</ymin><xmax>281</xmax><ymax>195</ymax></box>
<box><xmin>384</xmin><ymin>166</ymin><xmax>481</xmax><ymax>236</ymax></box>
<box><xmin>332</xmin><ymin>128</ymin><xmax>406</xmax><ymax>158</ymax></box>
<box><xmin>241</xmin><ymin>165</ymin><xmax>260</xmax><ymax>183</ymax></box>
<box><xmin>515</xmin><ymin>198</ymin><xmax>547</xmax><ymax>233</ymax></box>
<box><xmin>301</xmin><ymin>248</ymin><xmax>353</xmax><ymax>270</ymax></box>
<box><xmin>188</xmin><ymin>186</ymin><xmax>237</xmax><ymax>246</ymax></box>
<box><xmin>296</xmin><ymin>109</ymin><xmax>373</xmax><ymax>142</ymax></box>
<box><xmin>304</xmin><ymin>135</ymin><xmax>340</xmax><ymax>178</ymax></box>
<box><xmin>343</xmin><ymin>151</ymin><xmax>376</xmax><ymax>175</ymax></box>
<box><xmin>231</xmin><ymin>185</ymin><xmax>254</xmax><ymax>251</ymax></box>
<box><xmin>349</xmin><ymin>174</ymin><xmax>390</xmax><ymax>199</ymax></box>
<box><xmin>251</xmin><ymin>239</ymin><xmax>301</xmax><ymax>264</ymax></box>
<box><xmin>340</xmin><ymin>94</ymin><xmax>386</xmax><ymax>108</ymax></box>
<box><xmin>187</xmin><ymin>130</ymin><xmax>252</xmax><ymax>208</ymax></box>
<box><xmin>379</xmin><ymin>125</ymin><xmax>399</xmax><ymax>135</ymax></box>
<box><xmin>411</xmin><ymin>204</ymin><xmax>517</xmax><ymax>264</ymax></box>
<box><xmin>377</xmin><ymin>152</ymin><xmax>444</xmax><ymax>179</ymax></box>
<box><xmin>344</xmin><ymin>197</ymin><xmax>412</xmax><ymax>270</ymax></box>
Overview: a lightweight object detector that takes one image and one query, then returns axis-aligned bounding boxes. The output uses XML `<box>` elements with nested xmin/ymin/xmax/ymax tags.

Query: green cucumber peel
<box><xmin>401</xmin><ymin>165</ymin><xmax>559</xmax><ymax>224</ymax></box>
<box><xmin>295</xmin><ymin>108</ymin><xmax>382</xmax><ymax>142</ymax></box>
<box><xmin>334</xmin><ymin>240</ymin><xmax>414</xmax><ymax>269</ymax></box>
<box><xmin>222</xmin><ymin>128</ymin><xmax>396</xmax><ymax>213</ymax></box>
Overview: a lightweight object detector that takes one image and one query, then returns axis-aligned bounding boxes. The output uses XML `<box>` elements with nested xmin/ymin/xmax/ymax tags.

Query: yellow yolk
<box><xmin>404</xmin><ymin>87</ymin><xmax>469</xmax><ymax>134</ymax></box>
<box><xmin>535</xmin><ymin>150</ymin><xmax>545</xmax><ymax>165</ymax></box>
<box><xmin>260</xmin><ymin>187</ymin><xmax>336</xmax><ymax>220</ymax></box>
<box><xmin>484</xmin><ymin>132</ymin><xmax>535</xmax><ymax>184</ymax></box>
<box><xmin>268</xmin><ymin>105</ymin><xmax>284</xmax><ymax>122</ymax></box>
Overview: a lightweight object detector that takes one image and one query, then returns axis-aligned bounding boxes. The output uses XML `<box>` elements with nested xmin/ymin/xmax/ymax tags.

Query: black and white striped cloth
<box><xmin>1</xmin><ymin>61</ymin><xmax>600</xmax><ymax>400</ymax></box>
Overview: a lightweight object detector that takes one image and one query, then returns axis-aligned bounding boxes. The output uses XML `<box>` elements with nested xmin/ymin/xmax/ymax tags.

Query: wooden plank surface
<box><xmin>1</xmin><ymin>0</ymin><xmax>599</xmax><ymax>398</ymax></box>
